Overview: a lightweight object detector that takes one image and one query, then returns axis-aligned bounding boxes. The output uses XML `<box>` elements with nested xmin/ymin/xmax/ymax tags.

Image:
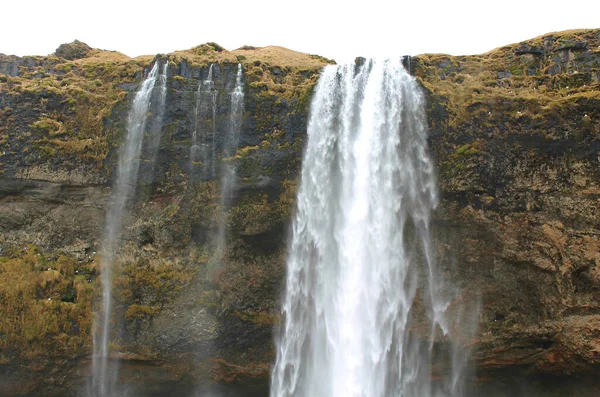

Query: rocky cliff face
<box><xmin>0</xmin><ymin>42</ymin><xmax>329</xmax><ymax>396</ymax></box>
<box><xmin>1</xmin><ymin>29</ymin><xmax>599</xmax><ymax>396</ymax></box>
<box><xmin>416</xmin><ymin>28</ymin><xmax>600</xmax><ymax>371</ymax></box>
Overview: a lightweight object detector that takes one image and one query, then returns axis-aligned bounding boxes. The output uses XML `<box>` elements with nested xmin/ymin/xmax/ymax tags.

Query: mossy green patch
<box><xmin>0</xmin><ymin>246</ymin><xmax>95</xmax><ymax>360</ymax></box>
<box><xmin>112</xmin><ymin>248</ymin><xmax>195</xmax><ymax>330</ymax></box>
<box><xmin>0</xmin><ymin>50</ymin><xmax>146</xmax><ymax>170</ymax></box>
<box><xmin>415</xmin><ymin>29</ymin><xmax>600</xmax><ymax>134</ymax></box>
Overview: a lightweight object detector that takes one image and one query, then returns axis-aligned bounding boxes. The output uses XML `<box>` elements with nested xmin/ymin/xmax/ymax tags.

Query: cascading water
<box><xmin>191</xmin><ymin>64</ymin><xmax>217</xmax><ymax>178</ymax></box>
<box><xmin>224</xmin><ymin>64</ymin><xmax>244</xmax><ymax>160</ymax></box>
<box><xmin>213</xmin><ymin>63</ymin><xmax>244</xmax><ymax>255</ymax></box>
<box><xmin>271</xmin><ymin>59</ymin><xmax>461</xmax><ymax>397</ymax></box>
<box><xmin>221</xmin><ymin>63</ymin><xmax>244</xmax><ymax>205</ymax></box>
<box><xmin>141</xmin><ymin>62</ymin><xmax>169</xmax><ymax>183</ymax></box>
<box><xmin>90</xmin><ymin>60</ymin><xmax>168</xmax><ymax>397</ymax></box>
<box><xmin>209</xmin><ymin>67</ymin><xmax>217</xmax><ymax>178</ymax></box>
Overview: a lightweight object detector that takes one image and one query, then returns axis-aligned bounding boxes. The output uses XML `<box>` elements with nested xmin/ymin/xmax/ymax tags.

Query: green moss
<box><xmin>125</xmin><ymin>304</ymin><xmax>161</xmax><ymax>320</ymax></box>
<box><xmin>29</xmin><ymin>117</ymin><xmax>64</xmax><ymax>136</ymax></box>
<box><xmin>111</xmin><ymin>252</ymin><xmax>194</xmax><ymax>327</ymax></box>
<box><xmin>0</xmin><ymin>246</ymin><xmax>95</xmax><ymax>360</ymax></box>
<box><xmin>0</xmin><ymin>51</ymin><xmax>146</xmax><ymax>170</ymax></box>
<box><xmin>38</xmin><ymin>145</ymin><xmax>57</xmax><ymax>158</ymax></box>
<box><xmin>197</xmin><ymin>291</ymin><xmax>219</xmax><ymax>313</ymax></box>
<box><xmin>227</xmin><ymin>180</ymin><xmax>296</xmax><ymax>236</ymax></box>
<box><xmin>55</xmin><ymin>63</ymin><xmax>75</xmax><ymax>73</ymax></box>
<box><xmin>456</xmin><ymin>143</ymin><xmax>479</xmax><ymax>156</ymax></box>
<box><xmin>234</xmin><ymin>310</ymin><xmax>278</xmax><ymax>325</ymax></box>
<box><xmin>415</xmin><ymin>28</ymin><xmax>600</xmax><ymax>133</ymax></box>
<box><xmin>234</xmin><ymin>145</ymin><xmax>259</xmax><ymax>159</ymax></box>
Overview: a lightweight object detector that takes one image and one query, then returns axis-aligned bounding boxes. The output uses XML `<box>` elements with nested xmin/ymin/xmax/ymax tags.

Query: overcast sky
<box><xmin>1</xmin><ymin>0</ymin><xmax>599</xmax><ymax>62</ymax></box>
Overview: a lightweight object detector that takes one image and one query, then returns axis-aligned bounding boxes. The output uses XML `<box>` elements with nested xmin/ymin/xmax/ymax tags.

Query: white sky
<box><xmin>1</xmin><ymin>0</ymin><xmax>599</xmax><ymax>62</ymax></box>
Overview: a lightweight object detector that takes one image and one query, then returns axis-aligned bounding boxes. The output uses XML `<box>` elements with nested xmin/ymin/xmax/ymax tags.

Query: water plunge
<box><xmin>271</xmin><ymin>59</ymin><xmax>463</xmax><ymax>397</ymax></box>
<box><xmin>90</xmin><ymin>60</ymin><xmax>168</xmax><ymax>397</ymax></box>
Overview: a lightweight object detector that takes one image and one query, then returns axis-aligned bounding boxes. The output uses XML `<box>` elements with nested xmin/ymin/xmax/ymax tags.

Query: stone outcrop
<box><xmin>0</xmin><ymin>29</ymin><xmax>599</xmax><ymax>395</ymax></box>
<box><xmin>54</xmin><ymin>40</ymin><xmax>92</xmax><ymax>60</ymax></box>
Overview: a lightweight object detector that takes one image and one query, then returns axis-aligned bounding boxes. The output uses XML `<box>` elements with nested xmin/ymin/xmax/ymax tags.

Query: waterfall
<box><xmin>271</xmin><ymin>59</ymin><xmax>460</xmax><ymax>397</ymax></box>
<box><xmin>191</xmin><ymin>64</ymin><xmax>217</xmax><ymax>178</ymax></box>
<box><xmin>221</xmin><ymin>63</ymin><xmax>244</xmax><ymax>204</ymax></box>
<box><xmin>213</xmin><ymin>63</ymin><xmax>244</xmax><ymax>256</ymax></box>
<box><xmin>141</xmin><ymin>62</ymin><xmax>169</xmax><ymax>183</ymax></box>
<box><xmin>90</xmin><ymin>60</ymin><xmax>168</xmax><ymax>397</ymax></box>
<box><xmin>224</xmin><ymin>64</ymin><xmax>244</xmax><ymax>159</ymax></box>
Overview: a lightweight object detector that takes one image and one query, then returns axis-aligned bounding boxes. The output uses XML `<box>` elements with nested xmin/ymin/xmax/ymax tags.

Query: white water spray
<box><xmin>271</xmin><ymin>59</ymin><xmax>459</xmax><ymax>397</ymax></box>
<box><xmin>213</xmin><ymin>63</ymin><xmax>244</xmax><ymax>256</ymax></box>
<box><xmin>142</xmin><ymin>62</ymin><xmax>169</xmax><ymax>180</ymax></box>
<box><xmin>224</xmin><ymin>64</ymin><xmax>244</xmax><ymax>159</ymax></box>
<box><xmin>90</xmin><ymin>60</ymin><xmax>168</xmax><ymax>397</ymax></box>
<box><xmin>191</xmin><ymin>64</ymin><xmax>217</xmax><ymax>178</ymax></box>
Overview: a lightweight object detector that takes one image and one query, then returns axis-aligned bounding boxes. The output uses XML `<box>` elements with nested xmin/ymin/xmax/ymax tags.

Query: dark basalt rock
<box><xmin>554</xmin><ymin>40</ymin><xmax>588</xmax><ymax>52</ymax></box>
<box><xmin>1</xmin><ymin>29</ymin><xmax>600</xmax><ymax>396</ymax></box>
<box><xmin>514</xmin><ymin>44</ymin><xmax>544</xmax><ymax>55</ymax></box>
<box><xmin>54</xmin><ymin>40</ymin><xmax>92</xmax><ymax>60</ymax></box>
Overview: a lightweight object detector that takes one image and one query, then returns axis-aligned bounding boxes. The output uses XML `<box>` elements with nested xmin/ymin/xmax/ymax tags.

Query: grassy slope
<box><xmin>415</xmin><ymin>29</ymin><xmax>600</xmax><ymax>133</ymax></box>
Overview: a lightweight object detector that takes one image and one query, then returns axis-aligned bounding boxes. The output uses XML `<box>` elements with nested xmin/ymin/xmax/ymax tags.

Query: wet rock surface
<box><xmin>1</xmin><ymin>30</ymin><xmax>600</xmax><ymax>395</ymax></box>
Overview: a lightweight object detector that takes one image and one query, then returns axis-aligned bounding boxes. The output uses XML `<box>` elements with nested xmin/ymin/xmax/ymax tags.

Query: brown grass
<box><xmin>0</xmin><ymin>247</ymin><xmax>94</xmax><ymax>360</ymax></box>
<box><xmin>415</xmin><ymin>28</ymin><xmax>600</xmax><ymax>130</ymax></box>
<box><xmin>232</xmin><ymin>45</ymin><xmax>333</xmax><ymax>69</ymax></box>
<box><xmin>168</xmin><ymin>43</ymin><xmax>238</xmax><ymax>67</ymax></box>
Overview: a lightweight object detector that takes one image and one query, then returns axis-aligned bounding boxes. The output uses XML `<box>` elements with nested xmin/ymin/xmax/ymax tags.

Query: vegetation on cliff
<box><xmin>0</xmin><ymin>245</ymin><xmax>94</xmax><ymax>362</ymax></box>
<box><xmin>0</xmin><ymin>41</ymin><xmax>329</xmax><ymax>385</ymax></box>
<box><xmin>0</xmin><ymin>47</ymin><xmax>147</xmax><ymax>179</ymax></box>
<box><xmin>413</xmin><ymin>29</ymin><xmax>600</xmax><ymax>374</ymax></box>
<box><xmin>0</xmin><ymin>41</ymin><xmax>331</xmax><ymax>183</ymax></box>
<box><xmin>1</xmin><ymin>30</ymin><xmax>600</xmax><ymax>395</ymax></box>
<box><xmin>414</xmin><ymin>29</ymin><xmax>600</xmax><ymax>142</ymax></box>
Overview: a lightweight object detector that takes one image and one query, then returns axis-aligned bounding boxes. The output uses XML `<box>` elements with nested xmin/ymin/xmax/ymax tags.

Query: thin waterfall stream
<box><xmin>271</xmin><ymin>59</ymin><xmax>462</xmax><ymax>397</ymax></box>
<box><xmin>90</xmin><ymin>60</ymin><xmax>168</xmax><ymax>397</ymax></box>
<box><xmin>214</xmin><ymin>63</ymin><xmax>244</xmax><ymax>258</ymax></box>
<box><xmin>191</xmin><ymin>64</ymin><xmax>217</xmax><ymax>179</ymax></box>
<box><xmin>141</xmin><ymin>62</ymin><xmax>169</xmax><ymax>182</ymax></box>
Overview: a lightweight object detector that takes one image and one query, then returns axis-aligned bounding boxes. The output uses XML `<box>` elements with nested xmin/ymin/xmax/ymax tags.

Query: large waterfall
<box><xmin>91</xmin><ymin>60</ymin><xmax>168</xmax><ymax>397</ymax></box>
<box><xmin>271</xmin><ymin>59</ymin><xmax>459</xmax><ymax>397</ymax></box>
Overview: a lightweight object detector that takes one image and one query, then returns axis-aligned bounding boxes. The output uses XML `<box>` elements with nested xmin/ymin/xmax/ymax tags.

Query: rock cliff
<box><xmin>0</xmin><ymin>29</ymin><xmax>599</xmax><ymax>396</ymax></box>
